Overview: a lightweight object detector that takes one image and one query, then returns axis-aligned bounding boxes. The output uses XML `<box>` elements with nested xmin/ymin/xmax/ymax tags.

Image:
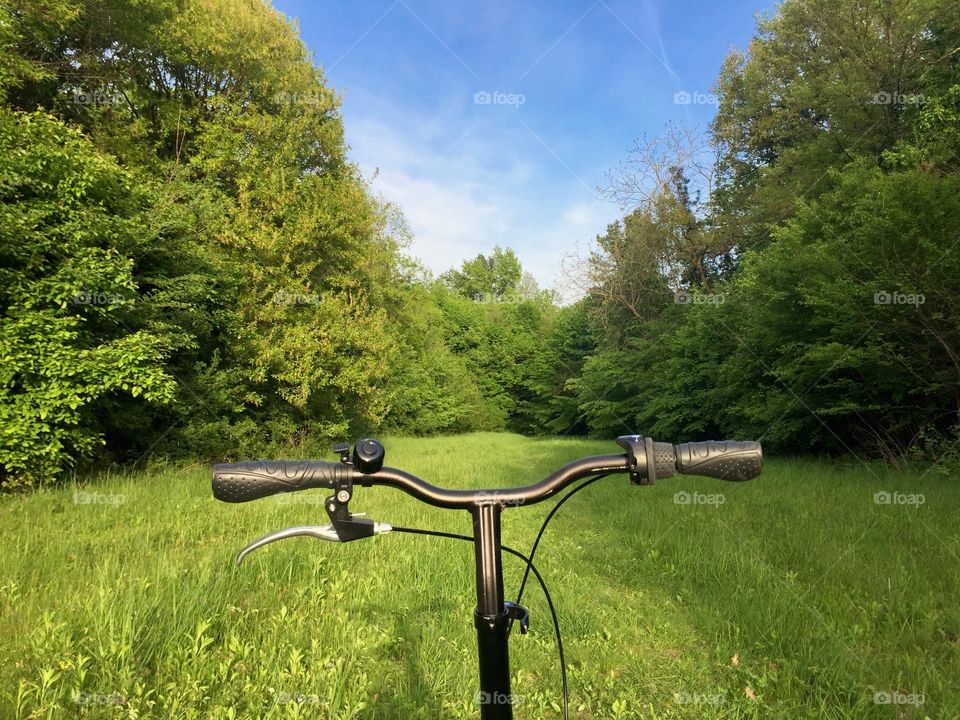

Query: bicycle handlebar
<box><xmin>213</xmin><ymin>435</ymin><xmax>761</xmax><ymax>720</ymax></box>
<box><xmin>212</xmin><ymin>437</ymin><xmax>762</xmax><ymax>507</ymax></box>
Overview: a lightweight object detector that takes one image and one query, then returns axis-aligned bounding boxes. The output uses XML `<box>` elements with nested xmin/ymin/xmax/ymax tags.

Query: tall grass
<box><xmin>1</xmin><ymin>433</ymin><xmax>957</xmax><ymax>718</ymax></box>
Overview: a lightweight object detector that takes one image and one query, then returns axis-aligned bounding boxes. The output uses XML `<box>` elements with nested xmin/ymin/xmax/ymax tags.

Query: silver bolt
<box><xmin>336</xmin><ymin>490</ymin><xmax>350</xmax><ymax>503</ymax></box>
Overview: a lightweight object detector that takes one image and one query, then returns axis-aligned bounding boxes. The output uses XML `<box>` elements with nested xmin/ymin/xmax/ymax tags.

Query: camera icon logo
<box><xmin>673</xmin><ymin>90</ymin><xmax>692</xmax><ymax>105</ymax></box>
<box><xmin>474</xmin><ymin>91</ymin><xmax>492</xmax><ymax>105</ymax></box>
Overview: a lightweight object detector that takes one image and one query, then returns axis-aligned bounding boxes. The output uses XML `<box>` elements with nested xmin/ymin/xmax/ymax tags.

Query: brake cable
<box><xmin>392</xmin><ymin>526</ymin><xmax>569</xmax><ymax>720</ymax></box>
<box><xmin>514</xmin><ymin>473</ymin><xmax>610</xmax><ymax>613</ymax></box>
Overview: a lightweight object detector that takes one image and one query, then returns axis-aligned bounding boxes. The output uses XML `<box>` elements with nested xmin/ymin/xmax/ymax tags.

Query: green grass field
<box><xmin>1</xmin><ymin>433</ymin><xmax>957</xmax><ymax>719</ymax></box>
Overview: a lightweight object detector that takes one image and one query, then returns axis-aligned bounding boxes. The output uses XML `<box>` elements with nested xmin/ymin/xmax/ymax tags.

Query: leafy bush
<box><xmin>0</xmin><ymin>109</ymin><xmax>177</xmax><ymax>486</ymax></box>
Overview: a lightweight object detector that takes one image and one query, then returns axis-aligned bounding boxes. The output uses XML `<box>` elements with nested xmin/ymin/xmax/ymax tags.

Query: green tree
<box><xmin>378</xmin><ymin>276</ymin><xmax>493</xmax><ymax>435</ymax></box>
<box><xmin>646</xmin><ymin>165</ymin><xmax>960</xmax><ymax>457</ymax></box>
<box><xmin>527</xmin><ymin>300</ymin><xmax>597</xmax><ymax>435</ymax></box>
<box><xmin>711</xmin><ymin>0</ymin><xmax>954</xmax><ymax>248</ymax></box>
<box><xmin>2</xmin><ymin>0</ymin><xmax>414</xmax><ymax>460</ymax></box>
<box><xmin>0</xmin><ymin>109</ymin><xmax>177</xmax><ymax>486</ymax></box>
<box><xmin>441</xmin><ymin>246</ymin><xmax>524</xmax><ymax>301</ymax></box>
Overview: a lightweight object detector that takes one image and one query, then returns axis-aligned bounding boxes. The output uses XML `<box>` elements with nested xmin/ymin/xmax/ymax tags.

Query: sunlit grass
<box><xmin>1</xmin><ymin>433</ymin><xmax>957</xmax><ymax>718</ymax></box>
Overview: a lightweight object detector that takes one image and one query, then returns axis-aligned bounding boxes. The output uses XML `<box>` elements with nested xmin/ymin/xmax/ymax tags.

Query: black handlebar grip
<box><xmin>673</xmin><ymin>441</ymin><xmax>762</xmax><ymax>481</ymax></box>
<box><xmin>212</xmin><ymin>461</ymin><xmax>351</xmax><ymax>502</ymax></box>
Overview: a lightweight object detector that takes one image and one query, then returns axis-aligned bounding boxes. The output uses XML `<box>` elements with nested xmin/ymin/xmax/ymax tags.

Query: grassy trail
<box><xmin>1</xmin><ymin>433</ymin><xmax>957</xmax><ymax>718</ymax></box>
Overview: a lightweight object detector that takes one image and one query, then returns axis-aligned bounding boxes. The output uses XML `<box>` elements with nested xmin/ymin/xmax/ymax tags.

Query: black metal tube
<box><xmin>364</xmin><ymin>453</ymin><xmax>628</xmax><ymax>509</ymax></box>
<box><xmin>471</xmin><ymin>504</ymin><xmax>513</xmax><ymax>720</ymax></box>
<box><xmin>474</xmin><ymin>611</ymin><xmax>514</xmax><ymax>720</ymax></box>
<box><xmin>472</xmin><ymin>504</ymin><xmax>504</xmax><ymax>614</ymax></box>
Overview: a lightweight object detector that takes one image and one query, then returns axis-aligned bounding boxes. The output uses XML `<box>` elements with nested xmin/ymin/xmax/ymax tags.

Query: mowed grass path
<box><xmin>1</xmin><ymin>433</ymin><xmax>958</xmax><ymax>719</ymax></box>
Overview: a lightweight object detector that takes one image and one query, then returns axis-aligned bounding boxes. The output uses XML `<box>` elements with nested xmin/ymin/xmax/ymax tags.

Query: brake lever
<box><xmin>235</xmin><ymin>522</ymin><xmax>393</xmax><ymax>565</ymax></box>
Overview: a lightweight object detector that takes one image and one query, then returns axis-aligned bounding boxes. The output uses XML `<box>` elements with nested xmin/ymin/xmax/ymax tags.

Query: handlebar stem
<box><xmin>473</xmin><ymin>503</ymin><xmax>506</xmax><ymax>615</ymax></box>
<box><xmin>471</xmin><ymin>502</ymin><xmax>515</xmax><ymax>719</ymax></box>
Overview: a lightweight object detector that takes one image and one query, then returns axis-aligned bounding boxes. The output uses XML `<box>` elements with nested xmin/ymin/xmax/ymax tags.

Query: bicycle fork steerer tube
<box><xmin>472</xmin><ymin>502</ymin><xmax>515</xmax><ymax>720</ymax></box>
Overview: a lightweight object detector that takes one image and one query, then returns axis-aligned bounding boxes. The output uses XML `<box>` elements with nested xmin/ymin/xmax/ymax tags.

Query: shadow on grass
<box><xmin>361</xmin><ymin>597</ymin><xmax>465</xmax><ymax>719</ymax></box>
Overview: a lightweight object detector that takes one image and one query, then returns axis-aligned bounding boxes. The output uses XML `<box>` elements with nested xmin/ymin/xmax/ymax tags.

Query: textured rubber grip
<box><xmin>673</xmin><ymin>441</ymin><xmax>762</xmax><ymax>481</ymax></box>
<box><xmin>212</xmin><ymin>461</ymin><xmax>351</xmax><ymax>503</ymax></box>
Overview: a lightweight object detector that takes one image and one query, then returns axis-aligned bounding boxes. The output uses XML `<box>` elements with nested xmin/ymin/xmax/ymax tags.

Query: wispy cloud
<box><xmin>292</xmin><ymin>0</ymin><xmax>769</xmax><ymax>296</ymax></box>
<box><xmin>346</xmin><ymin>103</ymin><xmax>616</xmax><ymax>294</ymax></box>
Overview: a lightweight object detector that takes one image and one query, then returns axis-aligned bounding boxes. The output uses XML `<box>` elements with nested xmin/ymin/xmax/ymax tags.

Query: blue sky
<box><xmin>272</xmin><ymin>0</ymin><xmax>775</xmax><ymax>296</ymax></box>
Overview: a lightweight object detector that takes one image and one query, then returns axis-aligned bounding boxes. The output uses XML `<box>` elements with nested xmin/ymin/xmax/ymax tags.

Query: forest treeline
<box><xmin>1</xmin><ymin>0</ymin><xmax>958</xmax><ymax>487</ymax></box>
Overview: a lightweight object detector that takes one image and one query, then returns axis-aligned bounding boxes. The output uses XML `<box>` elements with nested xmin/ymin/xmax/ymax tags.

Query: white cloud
<box><xmin>375</xmin><ymin>169</ymin><xmax>508</xmax><ymax>273</ymax></box>
<box><xmin>525</xmin><ymin>200</ymin><xmax>614</xmax><ymax>303</ymax></box>
<box><xmin>344</xmin><ymin>102</ymin><xmax>619</xmax><ymax>295</ymax></box>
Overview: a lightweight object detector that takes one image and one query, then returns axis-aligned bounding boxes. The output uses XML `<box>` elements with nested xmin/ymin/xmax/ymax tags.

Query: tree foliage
<box><xmin>2</xmin><ymin>0</ymin><xmax>959</xmax><ymax>486</ymax></box>
<box><xmin>574</xmin><ymin>0</ymin><xmax>960</xmax><ymax>462</ymax></box>
<box><xmin>0</xmin><ymin>108</ymin><xmax>177</xmax><ymax>485</ymax></box>
<box><xmin>440</xmin><ymin>245</ymin><xmax>526</xmax><ymax>301</ymax></box>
